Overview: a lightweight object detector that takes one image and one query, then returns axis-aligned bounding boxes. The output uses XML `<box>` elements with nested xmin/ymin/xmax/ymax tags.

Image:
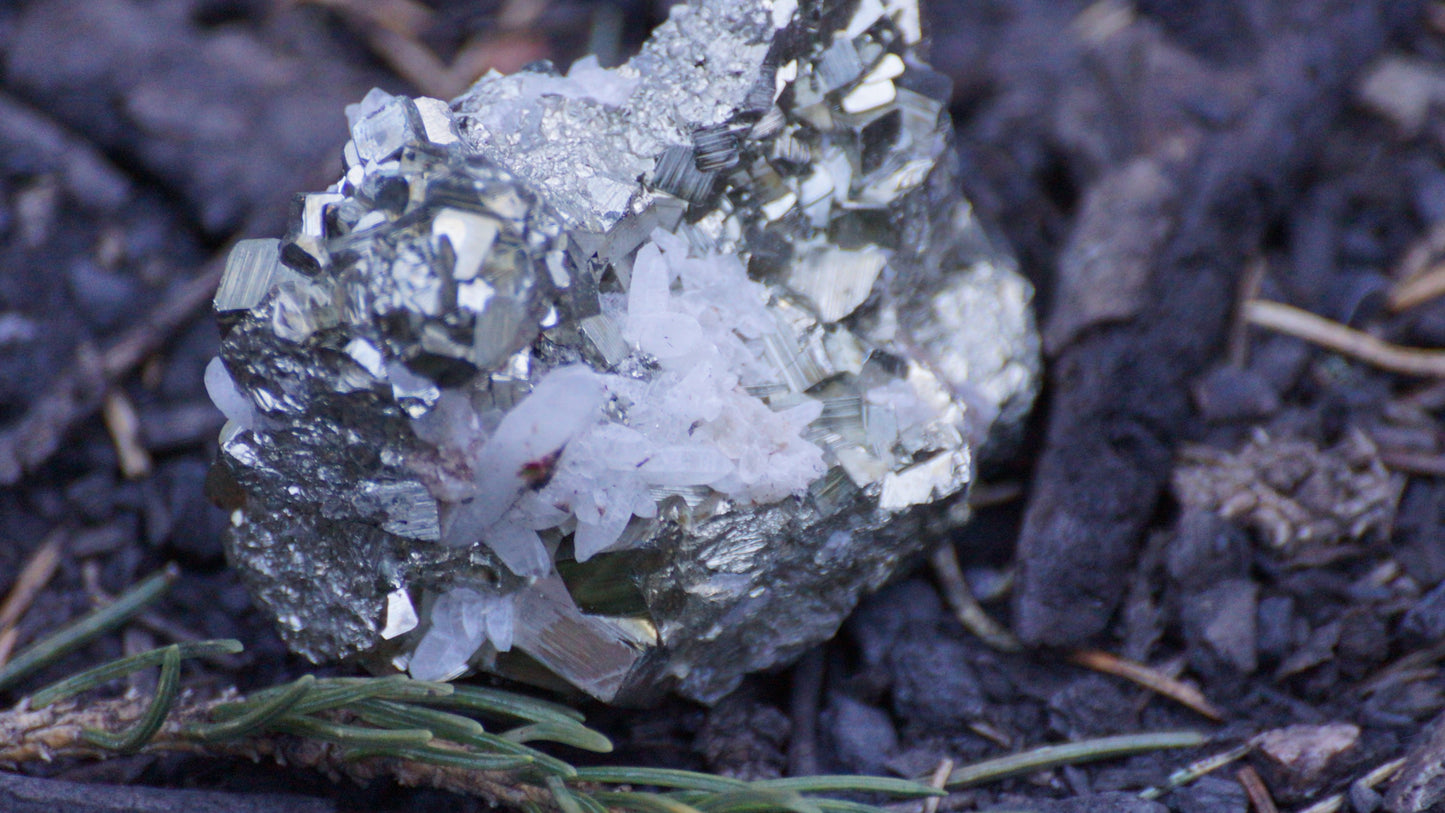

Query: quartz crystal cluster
<box><xmin>209</xmin><ymin>0</ymin><xmax>1039</xmax><ymax>704</ymax></box>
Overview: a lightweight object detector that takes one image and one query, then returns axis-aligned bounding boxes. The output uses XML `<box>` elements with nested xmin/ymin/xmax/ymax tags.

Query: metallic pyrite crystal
<box><xmin>208</xmin><ymin>0</ymin><xmax>1039</xmax><ymax>704</ymax></box>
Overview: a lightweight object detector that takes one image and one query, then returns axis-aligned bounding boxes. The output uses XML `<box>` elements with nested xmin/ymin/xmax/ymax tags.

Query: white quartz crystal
<box><xmin>408</xmin><ymin>587</ymin><xmax>515</xmax><ymax>682</ymax></box>
<box><xmin>204</xmin><ymin>357</ymin><xmax>256</xmax><ymax>430</ymax></box>
<box><xmin>416</xmin><ymin>229</ymin><xmax>845</xmax><ymax>571</ymax></box>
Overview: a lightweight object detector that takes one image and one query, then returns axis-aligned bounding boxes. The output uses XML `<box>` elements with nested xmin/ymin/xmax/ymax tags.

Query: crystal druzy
<box><xmin>208</xmin><ymin>0</ymin><xmax>1039</xmax><ymax>704</ymax></box>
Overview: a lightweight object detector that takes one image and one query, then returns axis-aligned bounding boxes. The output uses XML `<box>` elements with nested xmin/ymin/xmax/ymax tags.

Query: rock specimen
<box><xmin>208</xmin><ymin>0</ymin><xmax>1039</xmax><ymax>704</ymax></box>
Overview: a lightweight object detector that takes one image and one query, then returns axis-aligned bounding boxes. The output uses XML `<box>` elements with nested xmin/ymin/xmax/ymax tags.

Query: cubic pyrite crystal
<box><xmin>209</xmin><ymin>0</ymin><xmax>1039</xmax><ymax>704</ymax></box>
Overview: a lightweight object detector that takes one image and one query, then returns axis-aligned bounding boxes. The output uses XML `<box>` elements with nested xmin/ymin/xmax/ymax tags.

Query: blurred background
<box><xmin>6</xmin><ymin>1</ymin><xmax>1445</xmax><ymax>810</ymax></box>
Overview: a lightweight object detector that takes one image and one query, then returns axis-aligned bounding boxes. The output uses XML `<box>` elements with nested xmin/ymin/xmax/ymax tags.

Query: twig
<box><xmin>1227</xmin><ymin>257</ymin><xmax>1268</xmax><ymax>368</ymax></box>
<box><xmin>0</xmin><ymin>692</ymin><xmax>556</xmax><ymax>809</ymax></box>
<box><xmin>787</xmin><ymin>647</ymin><xmax>824</xmax><ymax>777</ymax></box>
<box><xmin>300</xmin><ymin>0</ymin><xmax>546</xmax><ymax>99</ymax></box>
<box><xmin>944</xmin><ymin>731</ymin><xmax>1207</xmax><ymax>788</ymax></box>
<box><xmin>0</xmin><ymin>565</ymin><xmax>177</xmax><ymax>694</ymax></box>
<box><xmin>0</xmin><ymin>528</ymin><xmax>67</xmax><ymax>668</ymax></box>
<box><xmin>1245</xmin><ymin>300</ymin><xmax>1445</xmax><ymax>377</ymax></box>
<box><xmin>1361</xmin><ymin>639</ymin><xmax>1445</xmax><ymax>696</ymax></box>
<box><xmin>922</xmin><ymin>758</ymin><xmax>953</xmax><ymax>813</ymax></box>
<box><xmin>967</xmin><ymin>481</ymin><xmax>1024</xmax><ymax>509</ymax></box>
<box><xmin>1012</xmin><ymin>0</ymin><xmax>1425</xmax><ymax>645</ymax></box>
<box><xmin>1139</xmin><ymin>743</ymin><xmax>1252</xmax><ymax>800</ymax></box>
<box><xmin>1388</xmin><ymin>220</ymin><xmax>1445</xmax><ymax>312</ymax></box>
<box><xmin>1071</xmin><ymin>649</ymin><xmax>1223</xmax><ymax>721</ymax></box>
<box><xmin>1295</xmin><ymin>758</ymin><xmax>1404</xmax><ymax>813</ymax></box>
<box><xmin>929</xmin><ymin>544</ymin><xmax>1021</xmax><ymax>652</ymax></box>
<box><xmin>101</xmin><ymin>390</ymin><xmax>152</xmax><ymax>479</ymax></box>
<box><xmin>1236</xmin><ymin>765</ymin><xmax>1279</xmax><ymax>813</ymax></box>
<box><xmin>1388</xmin><ymin>263</ymin><xmax>1445</xmax><ymax>313</ymax></box>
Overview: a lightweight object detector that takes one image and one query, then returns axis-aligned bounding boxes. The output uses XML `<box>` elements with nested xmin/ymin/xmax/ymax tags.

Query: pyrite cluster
<box><xmin>208</xmin><ymin>0</ymin><xmax>1039</xmax><ymax>704</ymax></box>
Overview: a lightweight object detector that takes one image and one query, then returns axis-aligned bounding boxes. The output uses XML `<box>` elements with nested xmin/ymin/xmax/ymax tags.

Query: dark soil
<box><xmin>4</xmin><ymin>0</ymin><xmax>1445</xmax><ymax>811</ymax></box>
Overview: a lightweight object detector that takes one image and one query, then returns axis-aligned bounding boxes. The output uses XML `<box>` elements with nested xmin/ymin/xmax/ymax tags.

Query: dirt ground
<box><xmin>5</xmin><ymin>0</ymin><xmax>1445</xmax><ymax>811</ymax></box>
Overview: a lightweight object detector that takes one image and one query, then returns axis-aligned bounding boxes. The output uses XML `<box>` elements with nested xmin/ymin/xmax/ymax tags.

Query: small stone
<box><xmin>1254</xmin><ymin>723</ymin><xmax>1360</xmax><ymax>794</ymax></box>
<box><xmin>1181</xmin><ymin>578</ymin><xmax>1259</xmax><ymax>674</ymax></box>
<box><xmin>824</xmin><ymin>693</ymin><xmax>897</xmax><ymax>775</ymax></box>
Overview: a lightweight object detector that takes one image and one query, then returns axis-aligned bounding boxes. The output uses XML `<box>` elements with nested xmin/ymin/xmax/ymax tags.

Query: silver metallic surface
<box><xmin>213</xmin><ymin>0</ymin><xmax>1039</xmax><ymax>704</ymax></box>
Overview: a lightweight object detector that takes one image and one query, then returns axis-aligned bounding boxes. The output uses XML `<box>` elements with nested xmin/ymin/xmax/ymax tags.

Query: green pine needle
<box><xmin>549</xmin><ymin>774</ymin><xmax>588</xmax><ymax>813</ymax></box>
<box><xmin>351</xmin><ymin>697</ymin><xmax>487</xmax><ymax>740</ymax></box>
<box><xmin>414</xmin><ymin>683</ymin><xmax>586</xmax><ymax>725</ymax></box>
<box><xmin>693</xmin><ymin>787</ymin><xmax>824</xmax><ymax>813</ymax></box>
<box><xmin>504</xmin><ymin>720</ymin><xmax>614</xmax><ymax>753</ymax></box>
<box><xmin>347</xmin><ymin>743</ymin><xmax>536</xmax><ymax>772</ymax></box>
<box><xmin>593</xmin><ymin>791</ymin><xmax>706</xmax><ymax>813</ymax></box>
<box><xmin>0</xmin><ymin>565</ymin><xmax>177</xmax><ymax>695</ymax></box>
<box><xmin>79</xmin><ymin>644</ymin><xmax>182</xmax><ymax>753</ymax></box>
<box><xmin>944</xmin><ymin>730</ymin><xmax>1207</xmax><ymax>788</ymax></box>
<box><xmin>754</xmin><ymin>775</ymin><xmax>944</xmax><ymax>798</ymax></box>
<box><xmin>272</xmin><ymin>714</ymin><xmax>434</xmax><ymax>747</ymax></box>
<box><xmin>572</xmin><ymin>766</ymin><xmax>748</xmax><ymax>793</ymax></box>
<box><xmin>183</xmin><ymin>674</ymin><xmax>316</xmax><ymax>741</ymax></box>
<box><xmin>29</xmin><ymin>639</ymin><xmax>242</xmax><ymax>709</ymax></box>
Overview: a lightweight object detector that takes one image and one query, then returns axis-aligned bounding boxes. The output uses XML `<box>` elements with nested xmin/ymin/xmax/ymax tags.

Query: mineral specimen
<box><xmin>209</xmin><ymin>0</ymin><xmax>1039</xmax><ymax>704</ymax></box>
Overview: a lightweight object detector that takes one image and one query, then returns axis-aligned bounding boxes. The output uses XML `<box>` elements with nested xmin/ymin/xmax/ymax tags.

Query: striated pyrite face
<box><xmin>208</xmin><ymin>0</ymin><xmax>1040</xmax><ymax>704</ymax></box>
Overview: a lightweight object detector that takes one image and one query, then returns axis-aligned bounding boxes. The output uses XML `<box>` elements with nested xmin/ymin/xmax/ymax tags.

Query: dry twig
<box><xmin>1388</xmin><ymin>220</ymin><xmax>1445</xmax><ymax>312</ymax></box>
<box><xmin>922</xmin><ymin>758</ymin><xmax>954</xmax><ymax>813</ymax></box>
<box><xmin>1071</xmin><ymin>649</ymin><xmax>1223</xmax><ymax>721</ymax></box>
<box><xmin>1139</xmin><ymin>743</ymin><xmax>1252</xmax><ymax>801</ymax></box>
<box><xmin>101</xmin><ymin>390</ymin><xmax>152</xmax><ymax>480</ymax></box>
<box><xmin>1236</xmin><ymin>765</ymin><xmax>1279</xmax><ymax>813</ymax></box>
<box><xmin>0</xmin><ymin>529</ymin><xmax>67</xmax><ymax>669</ymax></box>
<box><xmin>1227</xmin><ymin>258</ymin><xmax>1268</xmax><ymax>368</ymax></box>
<box><xmin>1245</xmin><ymin>300</ymin><xmax>1445</xmax><ymax>377</ymax></box>
<box><xmin>929</xmin><ymin>544</ymin><xmax>1021</xmax><ymax>652</ymax></box>
<box><xmin>1296</xmin><ymin>758</ymin><xmax>1405</xmax><ymax>813</ymax></box>
<box><xmin>298</xmin><ymin>0</ymin><xmax>548</xmax><ymax>99</ymax></box>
